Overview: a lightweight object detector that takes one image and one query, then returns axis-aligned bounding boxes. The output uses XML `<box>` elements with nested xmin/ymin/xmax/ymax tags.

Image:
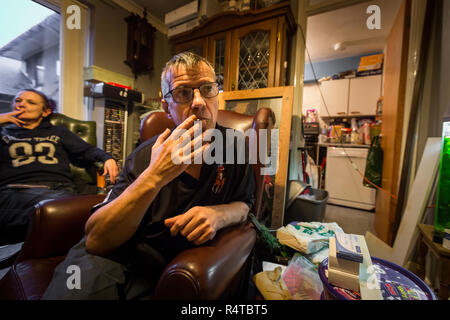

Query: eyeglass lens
<box><xmin>171</xmin><ymin>83</ymin><xmax>218</xmax><ymax>103</ymax></box>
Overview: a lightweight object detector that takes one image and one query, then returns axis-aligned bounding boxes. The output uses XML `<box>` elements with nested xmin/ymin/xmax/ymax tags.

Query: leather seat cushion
<box><xmin>1</xmin><ymin>256</ymin><xmax>64</xmax><ymax>300</ymax></box>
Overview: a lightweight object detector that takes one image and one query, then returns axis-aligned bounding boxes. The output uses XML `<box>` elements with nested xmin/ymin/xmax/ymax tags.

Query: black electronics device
<box><xmin>90</xmin><ymin>82</ymin><xmax>144</xmax><ymax>104</ymax></box>
<box><xmin>303</xmin><ymin>122</ymin><xmax>320</xmax><ymax>163</ymax></box>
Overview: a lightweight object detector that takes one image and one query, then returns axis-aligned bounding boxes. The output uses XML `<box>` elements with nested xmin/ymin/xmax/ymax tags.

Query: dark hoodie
<box><xmin>0</xmin><ymin>119</ymin><xmax>112</xmax><ymax>188</ymax></box>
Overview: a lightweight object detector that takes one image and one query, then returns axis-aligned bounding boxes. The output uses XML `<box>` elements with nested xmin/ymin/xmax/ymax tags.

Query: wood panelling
<box><xmin>375</xmin><ymin>0</ymin><xmax>411</xmax><ymax>245</ymax></box>
<box><xmin>172</xmin><ymin>2</ymin><xmax>295</xmax><ymax>92</ymax></box>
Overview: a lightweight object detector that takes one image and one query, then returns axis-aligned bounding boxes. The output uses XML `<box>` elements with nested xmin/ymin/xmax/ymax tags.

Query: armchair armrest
<box><xmin>154</xmin><ymin>222</ymin><xmax>256</xmax><ymax>300</ymax></box>
<box><xmin>17</xmin><ymin>194</ymin><xmax>106</xmax><ymax>262</ymax></box>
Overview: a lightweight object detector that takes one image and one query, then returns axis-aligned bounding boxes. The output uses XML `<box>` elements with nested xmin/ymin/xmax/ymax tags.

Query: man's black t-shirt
<box><xmin>97</xmin><ymin>124</ymin><xmax>256</xmax><ymax>263</ymax></box>
<box><xmin>43</xmin><ymin>124</ymin><xmax>256</xmax><ymax>300</ymax></box>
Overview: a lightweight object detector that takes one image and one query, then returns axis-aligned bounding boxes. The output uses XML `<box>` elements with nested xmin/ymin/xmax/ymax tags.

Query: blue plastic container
<box><xmin>318</xmin><ymin>257</ymin><xmax>437</xmax><ymax>300</ymax></box>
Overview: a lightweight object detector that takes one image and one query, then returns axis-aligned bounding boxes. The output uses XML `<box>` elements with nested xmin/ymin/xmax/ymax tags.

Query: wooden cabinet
<box><xmin>208</xmin><ymin>31</ymin><xmax>231</xmax><ymax>91</ymax></box>
<box><xmin>318</xmin><ymin>75</ymin><xmax>382</xmax><ymax>117</ymax></box>
<box><xmin>175</xmin><ymin>37</ymin><xmax>208</xmax><ymax>58</ymax></box>
<box><xmin>171</xmin><ymin>2</ymin><xmax>295</xmax><ymax>91</ymax></box>
<box><xmin>319</xmin><ymin>79</ymin><xmax>350</xmax><ymax>117</ymax></box>
<box><xmin>230</xmin><ymin>19</ymin><xmax>277</xmax><ymax>90</ymax></box>
<box><xmin>302</xmin><ymin>83</ymin><xmax>322</xmax><ymax>114</ymax></box>
<box><xmin>348</xmin><ymin>75</ymin><xmax>382</xmax><ymax>116</ymax></box>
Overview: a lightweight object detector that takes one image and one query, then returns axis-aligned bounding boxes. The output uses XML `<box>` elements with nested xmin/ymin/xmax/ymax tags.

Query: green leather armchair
<box><xmin>49</xmin><ymin>113</ymin><xmax>104</xmax><ymax>195</ymax></box>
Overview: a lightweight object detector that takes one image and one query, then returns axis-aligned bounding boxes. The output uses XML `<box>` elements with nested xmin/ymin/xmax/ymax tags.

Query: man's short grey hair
<box><xmin>161</xmin><ymin>51</ymin><xmax>216</xmax><ymax>98</ymax></box>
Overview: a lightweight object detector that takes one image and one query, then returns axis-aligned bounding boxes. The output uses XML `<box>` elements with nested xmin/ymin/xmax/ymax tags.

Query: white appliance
<box><xmin>168</xmin><ymin>18</ymin><xmax>199</xmax><ymax>38</ymax></box>
<box><xmin>325</xmin><ymin>147</ymin><xmax>376</xmax><ymax>210</ymax></box>
<box><xmin>164</xmin><ymin>0</ymin><xmax>198</xmax><ymax>27</ymax></box>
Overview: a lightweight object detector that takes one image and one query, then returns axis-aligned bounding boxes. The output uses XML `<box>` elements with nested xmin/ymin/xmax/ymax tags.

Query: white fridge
<box><xmin>325</xmin><ymin>147</ymin><xmax>376</xmax><ymax>210</ymax></box>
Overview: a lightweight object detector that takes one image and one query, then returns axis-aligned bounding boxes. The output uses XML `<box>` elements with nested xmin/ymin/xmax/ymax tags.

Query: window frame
<box><xmin>33</xmin><ymin>0</ymin><xmax>90</xmax><ymax>120</ymax></box>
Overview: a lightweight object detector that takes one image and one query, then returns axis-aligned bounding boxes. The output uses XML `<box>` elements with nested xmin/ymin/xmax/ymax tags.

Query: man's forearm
<box><xmin>211</xmin><ymin>201</ymin><xmax>250</xmax><ymax>230</ymax></box>
<box><xmin>84</xmin><ymin>171</ymin><xmax>164</xmax><ymax>256</ymax></box>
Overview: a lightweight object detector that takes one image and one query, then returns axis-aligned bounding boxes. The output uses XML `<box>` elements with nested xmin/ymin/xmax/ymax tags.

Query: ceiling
<box><xmin>306</xmin><ymin>0</ymin><xmax>402</xmax><ymax>62</ymax></box>
<box><xmin>130</xmin><ymin>0</ymin><xmax>402</xmax><ymax>62</ymax></box>
<box><xmin>133</xmin><ymin>0</ymin><xmax>193</xmax><ymax>21</ymax></box>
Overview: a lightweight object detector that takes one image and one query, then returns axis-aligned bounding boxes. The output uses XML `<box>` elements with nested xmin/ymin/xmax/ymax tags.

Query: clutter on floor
<box><xmin>276</xmin><ymin>221</ymin><xmax>342</xmax><ymax>254</ymax></box>
<box><xmin>252</xmin><ymin>219</ymin><xmax>437</xmax><ymax>300</ymax></box>
<box><xmin>253</xmin><ymin>266</ymin><xmax>291</xmax><ymax>300</ymax></box>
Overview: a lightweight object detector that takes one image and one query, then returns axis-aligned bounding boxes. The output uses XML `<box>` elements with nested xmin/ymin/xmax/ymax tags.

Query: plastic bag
<box><xmin>282</xmin><ymin>254</ymin><xmax>323</xmax><ymax>300</ymax></box>
<box><xmin>277</xmin><ymin>222</ymin><xmax>343</xmax><ymax>254</ymax></box>
<box><xmin>363</xmin><ymin>135</ymin><xmax>383</xmax><ymax>188</ymax></box>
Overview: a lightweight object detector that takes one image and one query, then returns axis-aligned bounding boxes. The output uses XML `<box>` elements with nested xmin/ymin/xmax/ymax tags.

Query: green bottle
<box><xmin>435</xmin><ymin>117</ymin><xmax>450</xmax><ymax>233</ymax></box>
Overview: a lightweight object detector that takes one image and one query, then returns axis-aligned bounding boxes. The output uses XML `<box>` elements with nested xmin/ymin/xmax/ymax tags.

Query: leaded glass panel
<box><xmin>238</xmin><ymin>30</ymin><xmax>270</xmax><ymax>90</ymax></box>
<box><xmin>214</xmin><ymin>38</ymin><xmax>226</xmax><ymax>91</ymax></box>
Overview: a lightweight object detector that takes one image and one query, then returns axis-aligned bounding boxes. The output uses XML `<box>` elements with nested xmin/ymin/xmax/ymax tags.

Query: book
<box><xmin>335</xmin><ymin>233</ymin><xmax>364</xmax><ymax>263</ymax></box>
<box><xmin>328</xmin><ymin>237</ymin><xmax>360</xmax><ymax>275</ymax></box>
<box><xmin>357</xmin><ymin>53</ymin><xmax>383</xmax><ymax>72</ymax></box>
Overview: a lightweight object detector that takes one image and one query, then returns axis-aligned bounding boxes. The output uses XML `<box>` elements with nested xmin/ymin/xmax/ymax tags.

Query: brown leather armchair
<box><xmin>0</xmin><ymin>108</ymin><xmax>275</xmax><ymax>300</ymax></box>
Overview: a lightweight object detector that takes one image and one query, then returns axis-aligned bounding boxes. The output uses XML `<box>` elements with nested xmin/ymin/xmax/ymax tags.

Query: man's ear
<box><xmin>162</xmin><ymin>99</ymin><xmax>170</xmax><ymax>116</ymax></box>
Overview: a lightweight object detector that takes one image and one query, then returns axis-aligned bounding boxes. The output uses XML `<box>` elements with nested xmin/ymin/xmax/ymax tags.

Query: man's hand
<box><xmin>103</xmin><ymin>158</ymin><xmax>119</xmax><ymax>184</ymax></box>
<box><xmin>0</xmin><ymin>110</ymin><xmax>25</xmax><ymax>127</ymax></box>
<box><xmin>164</xmin><ymin>206</ymin><xmax>223</xmax><ymax>245</ymax></box>
<box><xmin>145</xmin><ymin>115</ymin><xmax>209</xmax><ymax>188</ymax></box>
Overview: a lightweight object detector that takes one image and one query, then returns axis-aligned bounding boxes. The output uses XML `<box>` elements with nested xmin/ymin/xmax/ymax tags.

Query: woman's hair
<box><xmin>14</xmin><ymin>89</ymin><xmax>57</xmax><ymax>112</ymax></box>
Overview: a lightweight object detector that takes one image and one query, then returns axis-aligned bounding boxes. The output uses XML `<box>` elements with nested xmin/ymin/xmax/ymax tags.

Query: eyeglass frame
<box><xmin>163</xmin><ymin>82</ymin><xmax>220</xmax><ymax>104</ymax></box>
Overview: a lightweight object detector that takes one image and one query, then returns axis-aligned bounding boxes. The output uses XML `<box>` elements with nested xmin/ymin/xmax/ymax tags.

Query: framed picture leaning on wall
<box><xmin>219</xmin><ymin>86</ymin><xmax>294</xmax><ymax>228</ymax></box>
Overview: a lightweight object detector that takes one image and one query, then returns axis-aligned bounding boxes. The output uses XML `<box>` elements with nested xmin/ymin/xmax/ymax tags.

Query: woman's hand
<box><xmin>103</xmin><ymin>158</ymin><xmax>119</xmax><ymax>184</ymax></box>
<box><xmin>0</xmin><ymin>110</ymin><xmax>25</xmax><ymax>127</ymax></box>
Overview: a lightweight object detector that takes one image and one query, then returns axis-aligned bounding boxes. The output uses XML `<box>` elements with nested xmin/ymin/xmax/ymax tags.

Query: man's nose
<box><xmin>191</xmin><ymin>89</ymin><xmax>206</xmax><ymax>110</ymax></box>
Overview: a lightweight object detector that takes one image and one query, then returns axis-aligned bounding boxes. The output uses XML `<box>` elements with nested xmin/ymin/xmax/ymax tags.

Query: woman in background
<box><xmin>0</xmin><ymin>89</ymin><xmax>118</xmax><ymax>244</ymax></box>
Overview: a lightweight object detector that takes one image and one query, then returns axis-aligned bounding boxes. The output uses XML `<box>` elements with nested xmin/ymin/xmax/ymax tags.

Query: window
<box><xmin>0</xmin><ymin>0</ymin><xmax>60</xmax><ymax>113</ymax></box>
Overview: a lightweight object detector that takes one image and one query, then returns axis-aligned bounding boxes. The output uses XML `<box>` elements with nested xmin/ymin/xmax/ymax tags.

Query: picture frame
<box><xmin>219</xmin><ymin>86</ymin><xmax>294</xmax><ymax>228</ymax></box>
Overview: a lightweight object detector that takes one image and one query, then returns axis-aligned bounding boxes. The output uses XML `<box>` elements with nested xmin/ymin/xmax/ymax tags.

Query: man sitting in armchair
<box><xmin>0</xmin><ymin>89</ymin><xmax>119</xmax><ymax>244</ymax></box>
<box><xmin>42</xmin><ymin>52</ymin><xmax>255</xmax><ymax>300</ymax></box>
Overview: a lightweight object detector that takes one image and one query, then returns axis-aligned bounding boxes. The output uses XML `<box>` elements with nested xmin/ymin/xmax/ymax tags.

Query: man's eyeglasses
<box><xmin>164</xmin><ymin>82</ymin><xmax>219</xmax><ymax>103</ymax></box>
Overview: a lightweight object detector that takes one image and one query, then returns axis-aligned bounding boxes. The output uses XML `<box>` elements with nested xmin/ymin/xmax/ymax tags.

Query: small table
<box><xmin>417</xmin><ymin>224</ymin><xmax>450</xmax><ymax>300</ymax></box>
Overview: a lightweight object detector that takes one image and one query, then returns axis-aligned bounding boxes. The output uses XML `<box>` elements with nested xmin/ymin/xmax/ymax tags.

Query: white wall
<box><xmin>87</xmin><ymin>0</ymin><xmax>171</xmax><ymax>100</ymax></box>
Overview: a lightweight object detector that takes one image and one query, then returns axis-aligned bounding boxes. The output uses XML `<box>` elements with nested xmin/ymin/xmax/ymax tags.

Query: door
<box><xmin>375</xmin><ymin>0</ymin><xmax>411</xmax><ymax>245</ymax></box>
<box><xmin>208</xmin><ymin>32</ymin><xmax>232</xmax><ymax>91</ymax></box>
<box><xmin>348</xmin><ymin>75</ymin><xmax>382</xmax><ymax>116</ymax></box>
<box><xmin>319</xmin><ymin>79</ymin><xmax>349</xmax><ymax>117</ymax></box>
<box><xmin>230</xmin><ymin>19</ymin><xmax>278</xmax><ymax>91</ymax></box>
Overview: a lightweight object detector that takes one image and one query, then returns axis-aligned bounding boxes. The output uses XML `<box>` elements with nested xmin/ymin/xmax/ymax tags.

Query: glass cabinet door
<box><xmin>208</xmin><ymin>32</ymin><xmax>231</xmax><ymax>91</ymax></box>
<box><xmin>238</xmin><ymin>30</ymin><xmax>270</xmax><ymax>90</ymax></box>
<box><xmin>214</xmin><ymin>38</ymin><xmax>226</xmax><ymax>91</ymax></box>
<box><xmin>231</xmin><ymin>19</ymin><xmax>277</xmax><ymax>91</ymax></box>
